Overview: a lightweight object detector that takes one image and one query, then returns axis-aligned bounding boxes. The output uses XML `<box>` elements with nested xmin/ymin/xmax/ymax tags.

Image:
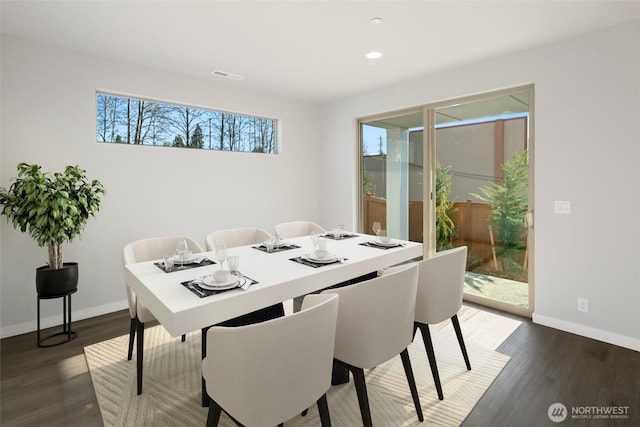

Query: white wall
<box><xmin>0</xmin><ymin>36</ymin><xmax>323</xmax><ymax>337</ymax></box>
<box><xmin>319</xmin><ymin>20</ymin><xmax>640</xmax><ymax>351</ymax></box>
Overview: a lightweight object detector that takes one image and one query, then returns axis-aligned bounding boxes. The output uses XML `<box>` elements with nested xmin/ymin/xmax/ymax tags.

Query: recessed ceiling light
<box><xmin>370</xmin><ymin>17</ymin><xmax>383</xmax><ymax>25</ymax></box>
<box><xmin>211</xmin><ymin>70</ymin><xmax>245</xmax><ymax>81</ymax></box>
<box><xmin>366</xmin><ymin>51</ymin><xmax>383</xmax><ymax>60</ymax></box>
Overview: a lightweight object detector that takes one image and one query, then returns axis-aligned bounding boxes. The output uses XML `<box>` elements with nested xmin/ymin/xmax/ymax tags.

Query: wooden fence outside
<box><xmin>363</xmin><ymin>196</ymin><xmax>498</xmax><ymax>264</ymax></box>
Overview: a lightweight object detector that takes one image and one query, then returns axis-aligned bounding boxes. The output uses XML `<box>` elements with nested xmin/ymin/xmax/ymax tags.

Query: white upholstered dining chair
<box><xmin>274</xmin><ymin>221</ymin><xmax>326</xmax><ymax>239</ymax></box>
<box><xmin>202</xmin><ymin>293</ymin><xmax>339</xmax><ymax>427</ymax></box>
<box><xmin>122</xmin><ymin>235</ymin><xmax>204</xmax><ymax>395</ymax></box>
<box><xmin>413</xmin><ymin>246</ymin><xmax>471</xmax><ymax>400</ymax></box>
<box><xmin>322</xmin><ymin>263</ymin><xmax>423</xmax><ymax>427</ymax></box>
<box><xmin>205</xmin><ymin>227</ymin><xmax>272</xmax><ymax>252</ymax></box>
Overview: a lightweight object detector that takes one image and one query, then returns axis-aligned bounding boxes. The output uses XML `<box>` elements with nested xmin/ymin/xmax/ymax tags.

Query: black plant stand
<box><xmin>37</xmin><ymin>289</ymin><xmax>77</xmax><ymax>347</ymax></box>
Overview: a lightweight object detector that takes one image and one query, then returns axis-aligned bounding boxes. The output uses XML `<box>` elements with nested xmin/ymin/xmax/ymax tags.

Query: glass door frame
<box><xmin>357</xmin><ymin>106</ymin><xmax>424</xmax><ymax>237</ymax></box>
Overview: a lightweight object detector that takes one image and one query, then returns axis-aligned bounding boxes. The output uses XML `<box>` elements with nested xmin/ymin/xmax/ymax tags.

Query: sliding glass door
<box><xmin>359</xmin><ymin>86</ymin><xmax>534</xmax><ymax>317</ymax></box>
<box><xmin>433</xmin><ymin>88</ymin><xmax>533</xmax><ymax>316</ymax></box>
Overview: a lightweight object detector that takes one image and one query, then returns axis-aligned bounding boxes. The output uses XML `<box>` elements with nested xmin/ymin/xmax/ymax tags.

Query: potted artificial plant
<box><xmin>0</xmin><ymin>162</ymin><xmax>106</xmax><ymax>296</ymax></box>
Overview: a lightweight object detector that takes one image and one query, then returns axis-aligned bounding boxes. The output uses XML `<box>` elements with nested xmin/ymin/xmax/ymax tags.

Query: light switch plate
<box><xmin>554</xmin><ymin>201</ymin><xmax>571</xmax><ymax>214</ymax></box>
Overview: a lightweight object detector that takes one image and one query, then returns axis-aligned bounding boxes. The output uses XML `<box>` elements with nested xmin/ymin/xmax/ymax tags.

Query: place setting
<box><xmin>253</xmin><ymin>236</ymin><xmax>300</xmax><ymax>253</ymax></box>
<box><xmin>154</xmin><ymin>239</ymin><xmax>216</xmax><ymax>272</ymax></box>
<box><xmin>360</xmin><ymin>222</ymin><xmax>405</xmax><ymax>250</ymax></box>
<box><xmin>290</xmin><ymin>236</ymin><xmax>345</xmax><ymax>268</ymax></box>
<box><xmin>181</xmin><ymin>252</ymin><xmax>257</xmax><ymax>298</ymax></box>
<box><xmin>321</xmin><ymin>223</ymin><xmax>358</xmax><ymax>240</ymax></box>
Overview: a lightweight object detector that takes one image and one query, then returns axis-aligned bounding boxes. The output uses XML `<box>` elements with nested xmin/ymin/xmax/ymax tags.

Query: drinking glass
<box><xmin>227</xmin><ymin>255</ymin><xmax>239</xmax><ymax>273</ymax></box>
<box><xmin>265</xmin><ymin>238</ymin><xmax>275</xmax><ymax>253</ymax></box>
<box><xmin>372</xmin><ymin>221</ymin><xmax>382</xmax><ymax>237</ymax></box>
<box><xmin>163</xmin><ymin>253</ymin><xmax>175</xmax><ymax>271</ymax></box>
<box><xmin>176</xmin><ymin>239</ymin><xmax>188</xmax><ymax>268</ymax></box>
<box><xmin>310</xmin><ymin>231</ymin><xmax>320</xmax><ymax>249</ymax></box>
<box><xmin>216</xmin><ymin>246</ymin><xmax>228</xmax><ymax>269</ymax></box>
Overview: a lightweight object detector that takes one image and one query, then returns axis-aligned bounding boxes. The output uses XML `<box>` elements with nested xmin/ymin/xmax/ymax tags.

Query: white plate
<box><xmin>374</xmin><ymin>239</ymin><xmax>397</xmax><ymax>247</ymax></box>
<box><xmin>304</xmin><ymin>253</ymin><xmax>339</xmax><ymax>264</ymax></box>
<box><xmin>200</xmin><ymin>274</ymin><xmax>242</xmax><ymax>290</ymax></box>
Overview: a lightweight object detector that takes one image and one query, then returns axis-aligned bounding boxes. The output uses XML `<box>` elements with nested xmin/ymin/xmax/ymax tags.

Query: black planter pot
<box><xmin>36</xmin><ymin>262</ymin><xmax>78</xmax><ymax>297</ymax></box>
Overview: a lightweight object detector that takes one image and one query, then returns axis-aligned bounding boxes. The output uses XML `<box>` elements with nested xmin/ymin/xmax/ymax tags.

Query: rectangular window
<box><xmin>96</xmin><ymin>93</ymin><xmax>277</xmax><ymax>153</ymax></box>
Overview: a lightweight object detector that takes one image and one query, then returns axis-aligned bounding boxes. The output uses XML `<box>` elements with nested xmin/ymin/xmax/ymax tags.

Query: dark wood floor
<box><xmin>1</xmin><ymin>304</ymin><xmax>638</xmax><ymax>426</ymax></box>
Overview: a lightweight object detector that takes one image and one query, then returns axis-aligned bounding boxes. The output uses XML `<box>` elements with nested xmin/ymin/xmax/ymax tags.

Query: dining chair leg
<box><xmin>127</xmin><ymin>317</ymin><xmax>137</xmax><ymax>361</ymax></box>
<box><xmin>317</xmin><ymin>393</ymin><xmax>332</xmax><ymax>427</ymax></box>
<box><xmin>416</xmin><ymin>322</ymin><xmax>444</xmax><ymax>400</ymax></box>
<box><xmin>206</xmin><ymin>399</ymin><xmax>222</xmax><ymax>427</ymax></box>
<box><xmin>181</xmin><ymin>334</ymin><xmax>186</xmax><ymax>342</ymax></box>
<box><xmin>201</xmin><ymin>326</ymin><xmax>211</xmax><ymax>407</ymax></box>
<box><xmin>349</xmin><ymin>365</ymin><xmax>373</xmax><ymax>427</ymax></box>
<box><xmin>136</xmin><ymin>320</ymin><xmax>145</xmax><ymax>395</ymax></box>
<box><xmin>451</xmin><ymin>315</ymin><xmax>471</xmax><ymax>370</ymax></box>
<box><xmin>400</xmin><ymin>348</ymin><xmax>423</xmax><ymax>422</ymax></box>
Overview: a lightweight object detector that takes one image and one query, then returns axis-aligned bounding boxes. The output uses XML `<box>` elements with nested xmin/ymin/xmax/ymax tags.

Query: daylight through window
<box><xmin>96</xmin><ymin>93</ymin><xmax>277</xmax><ymax>153</ymax></box>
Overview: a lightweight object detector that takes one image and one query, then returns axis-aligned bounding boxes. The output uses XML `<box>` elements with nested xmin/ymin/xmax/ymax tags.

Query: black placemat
<box><xmin>154</xmin><ymin>257</ymin><xmax>216</xmax><ymax>273</ymax></box>
<box><xmin>252</xmin><ymin>243</ymin><xmax>301</xmax><ymax>253</ymax></box>
<box><xmin>359</xmin><ymin>241</ymin><xmax>405</xmax><ymax>250</ymax></box>
<box><xmin>321</xmin><ymin>233</ymin><xmax>359</xmax><ymax>240</ymax></box>
<box><xmin>181</xmin><ymin>275</ymin><xmax>258</xmax><ymax>298</ymax></box>
<box><xmin>290</xmin><ymin>256</ymin><xmax>344</xmax><ymax>268</ymax></box>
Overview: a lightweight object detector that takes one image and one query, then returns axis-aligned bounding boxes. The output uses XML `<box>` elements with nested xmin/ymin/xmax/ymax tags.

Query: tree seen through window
<box><xmin>96</xmin><ymin>93</ymin><xmax>277</xmax><ymax>153</ymax></box>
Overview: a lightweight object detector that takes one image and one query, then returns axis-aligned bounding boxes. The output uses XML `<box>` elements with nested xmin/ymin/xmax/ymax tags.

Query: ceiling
<box><xmin>2</xmin><ymin>1</ymin><xmax>640</xmax><ymax>104</ymax></box>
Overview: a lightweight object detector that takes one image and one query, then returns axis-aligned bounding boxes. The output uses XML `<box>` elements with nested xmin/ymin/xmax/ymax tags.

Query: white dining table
<box><xmin>124</xmin><ymin>232</ymin><xmax>423</xmax><ymax>406</ymax></box>
<box><xmin>124</xmin><ymin>232</ymin><xmax>423</xmax><ymax>337</ymax></box>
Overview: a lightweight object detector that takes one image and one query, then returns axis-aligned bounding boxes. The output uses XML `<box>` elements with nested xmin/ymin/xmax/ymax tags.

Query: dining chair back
<box><xmin>205</xmin><ymin>227</ymin><xmax>272</xmax><ymax>251</ymax></box>
<box><xmin>274</xmin><ymin>221</ymin><xmax>326</xmax><ymax>239</ymax></box>
<box><xmin>322</xmin><ymin>263</ymin><xmax>423</xmax><ymax>426</ymax></box>
<box><xmin>122</xmin><ymin>235</ymin><xmax>203</xmax><ymax>394</ymax></box>
<box><xmin>414</xmin><ymin>246</ymin><xmax>471</xmax><ymax>400</ymax></box>
<box><xmin>202</xmin><ymin>293</ymin><xmax>339</xmax><ymax>427</ymax></box>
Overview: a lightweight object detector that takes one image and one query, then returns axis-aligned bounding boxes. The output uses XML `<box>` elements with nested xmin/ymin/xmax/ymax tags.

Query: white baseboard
<box><xmin>0</xmin><ymin>300</ymin><xmax>129</xmax><ymax>339</ymax></box>
<box><xmin>533</xmin><ymin>313</ymin><xmax>640</xmax><ymax>352</ymax></box>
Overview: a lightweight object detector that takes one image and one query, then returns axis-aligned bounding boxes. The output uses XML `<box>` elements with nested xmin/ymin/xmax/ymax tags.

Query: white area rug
<box><xmin>85</xmin><ymin>306</ymin><xmax>519</xmax><ymax>426</ymax></box>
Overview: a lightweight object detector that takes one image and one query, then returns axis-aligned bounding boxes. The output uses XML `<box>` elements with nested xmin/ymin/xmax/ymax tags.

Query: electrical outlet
<box><xmin>577</xmin><ymin>298</ymin><xmax>589</xmax><ymax>313</ymax></box>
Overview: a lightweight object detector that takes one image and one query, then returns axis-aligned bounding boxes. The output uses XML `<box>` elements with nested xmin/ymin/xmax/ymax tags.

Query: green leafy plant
<box><xmin>0</xmin><ymin>163</ymin><xmax>106</xmax><ymax>270</ymax></box>
<box><xmin>473</xmin><ymin>151</ymin><xmax>528</xmax><ymax>274</ymax></box>
<box><xmin>362</xmin><ymin>166</ymin><xmax>376</xmax><ymax>196</ymax></box>
<box><xmin>435</xmin><ymin>162</ymin><xmax>457</xmax><ymax>251</ymax></box>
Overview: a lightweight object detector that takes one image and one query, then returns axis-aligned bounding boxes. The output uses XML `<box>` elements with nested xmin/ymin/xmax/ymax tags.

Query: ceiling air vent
<box><xmin>211</xmin><ymin>70</ymin><xmax>245</xmax><ymax>80</ymax></box>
